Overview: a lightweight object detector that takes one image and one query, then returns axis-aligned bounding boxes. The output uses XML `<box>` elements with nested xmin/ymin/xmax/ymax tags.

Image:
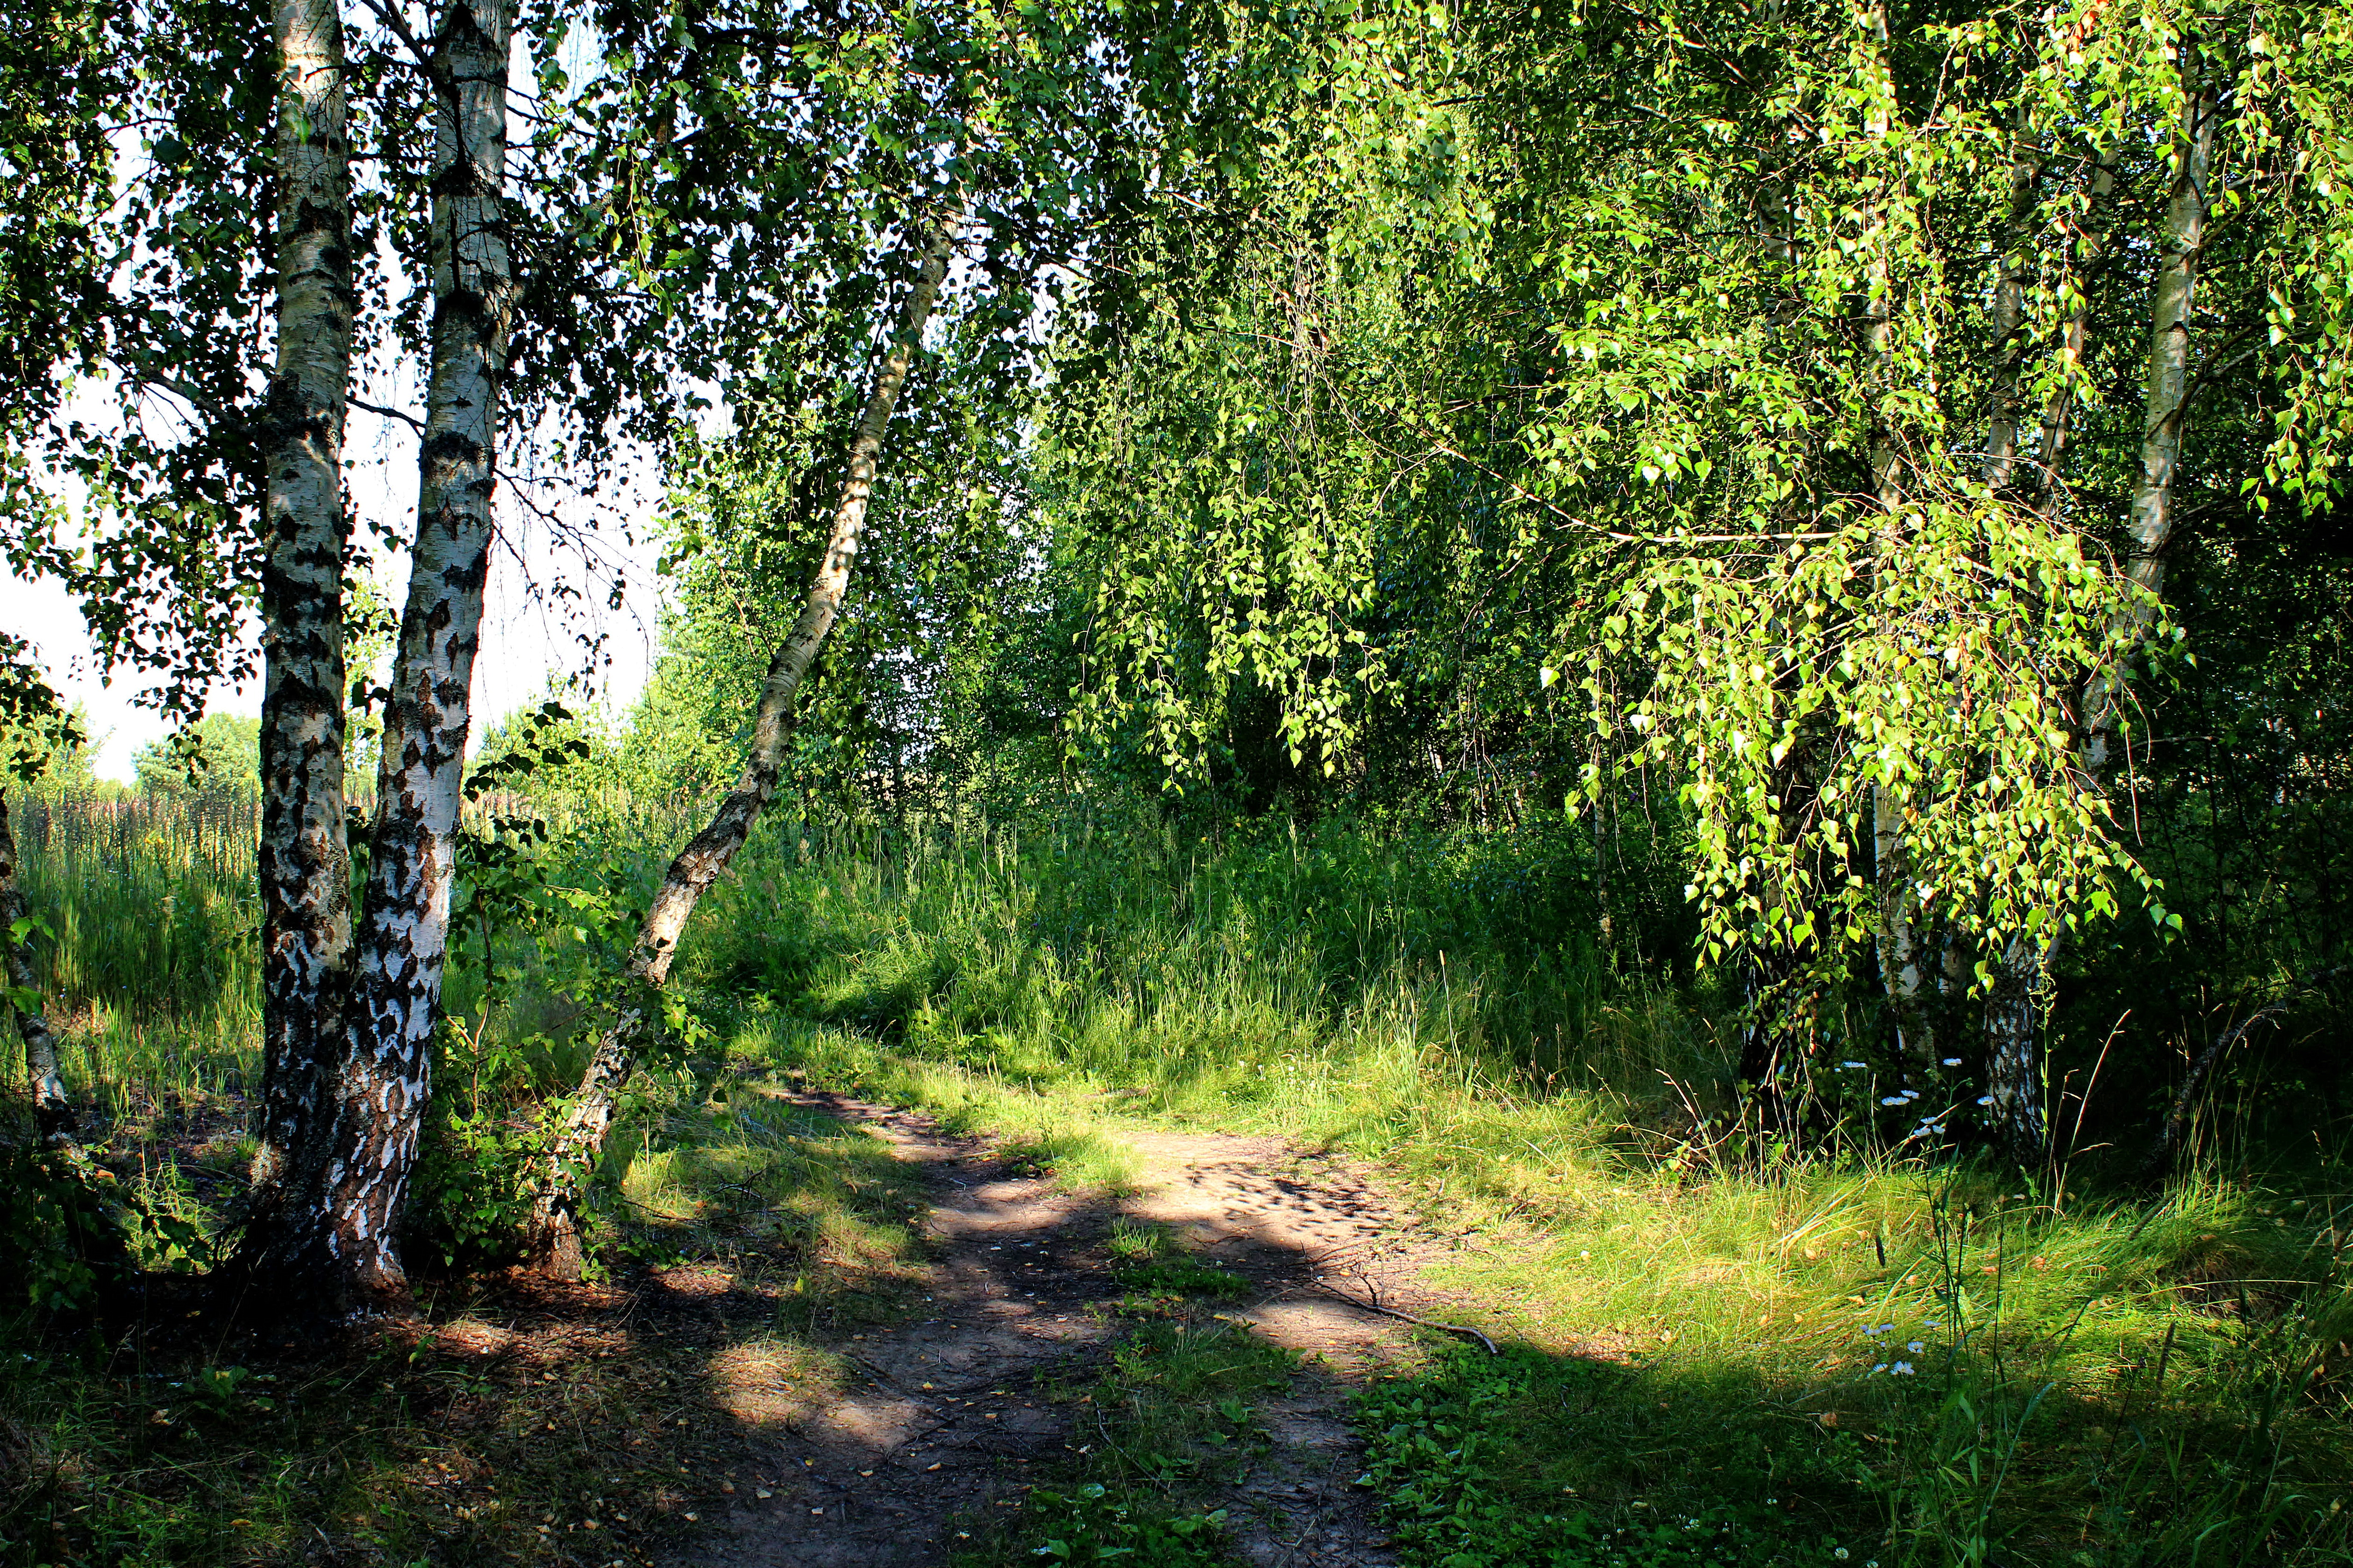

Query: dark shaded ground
<box><xmin>2</xmin><ymin>1084</ymin><xmax>1462</xmax><ymax>1568</ymax></box>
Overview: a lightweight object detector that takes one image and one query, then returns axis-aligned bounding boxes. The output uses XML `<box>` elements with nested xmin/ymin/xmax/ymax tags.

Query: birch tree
<box><xmin>514</xmin><ymin>0</ymin><xmax>1187</xmax><ymax>1273</ymax></box>
<box><xmin>239</xmin><ymin>0</ymin><xmax>361</xmax><ymax>1281</ymax></box>
<box><xmin>526</xmin><ymin>222</ymin><xmax>957</xmax><ymax>1274</ymax></box>
<box><xmin>1047</xmin><ymin>0</ymin><xmax>2353</xmax><ymax>1155</ymax></box>
<box><xmin>225</xmin><ymin>0</ymin><xmax>517</xmax><ymax>1309</ymax></box>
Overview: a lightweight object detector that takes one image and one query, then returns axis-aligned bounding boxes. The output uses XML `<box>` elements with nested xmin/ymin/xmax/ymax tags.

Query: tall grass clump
<box><xmin>7</xmin><ymin>791</ymin><xmax>263</xmax><ymax>1111</ymax></box>
<box><xmin>664</xmin><ymin>802</ymin><xmax>1715</xmax><ymax>1150</ymax></box>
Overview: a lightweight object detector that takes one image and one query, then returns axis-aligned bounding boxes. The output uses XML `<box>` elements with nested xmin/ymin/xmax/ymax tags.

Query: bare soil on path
<box><xmin>691</xmin><ymin>1092</ymin><xmax>1459</xmax><ymax>1568</ymax></box>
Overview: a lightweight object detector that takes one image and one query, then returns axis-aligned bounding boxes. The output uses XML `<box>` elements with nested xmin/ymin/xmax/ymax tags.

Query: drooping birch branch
<box><xmin>1987</xmin><ymin>44</ymin><xmax>2218</xmax><ymax>1154</ymax></box>
<box><xmin>1854</xmin><ymin>0</ymin><xmax>1936</xmax><ymax>1077</ymax></box>
<box><xmin>524</xmin><ymin>215</ymin><xmax>959</xmax><ymax>1276</ymax></box>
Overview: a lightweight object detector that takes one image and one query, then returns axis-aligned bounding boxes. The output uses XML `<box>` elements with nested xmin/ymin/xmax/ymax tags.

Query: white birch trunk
<box><xmin>321</xmin><ymin>0</ymin><xmax>513</xmax><ymax>1308</ymax></box>
<box><xmin>1981</xmin><ymin>102</ymin><xmax>2040</xmax><ymax>492</ymax></box>
<box><xmin>2083</xmin><ymin>66</ymin><xmax>2216</xmax><ymax>770</ymax></box>
<box><xmin>1988</xmin><ymin>52</ymin><xmax>2217</xmax><ymax>1153</ymax></box>
<box><xmin>525</xmin><ymin>219</ymin><xmax>958</xmax><ymax>1276</ymax></box>
<box><xmin>0</xmin><ymin>792</ymin><xmax>73</xmax><ymax>1145</ymax></box>
<box><xmin>239</xmin><ymin>0</ymin><xmax>355</xmax><ymax>1272</ymax></box>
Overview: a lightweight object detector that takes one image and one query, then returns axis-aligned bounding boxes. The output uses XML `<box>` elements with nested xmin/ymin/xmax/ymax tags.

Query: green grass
<box><xmin>7</xmin><ymin>793</ymin><xmax>2350</xmax><ymax>1566</ymax></box>
<box><xmin>7</xmin><ymin>791</ymin><xmax>264</xmax><ymax>1118</ymax></box>
<box><xmin>955</xmin><ymin>1222</ymin><xmax>1298</xmax><ymax>1568</ymax></box>
<box><xmin>665</xmin><ymin>814</ymin><xmax>2353</xmax><ymax>1568</ymax></box>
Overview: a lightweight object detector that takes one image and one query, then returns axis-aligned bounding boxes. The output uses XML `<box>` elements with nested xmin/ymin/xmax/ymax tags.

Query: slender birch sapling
<box><xmin>525</xmin><ymin>217</ymin><xmax>958</xmax><ymax>1277</ymax></box>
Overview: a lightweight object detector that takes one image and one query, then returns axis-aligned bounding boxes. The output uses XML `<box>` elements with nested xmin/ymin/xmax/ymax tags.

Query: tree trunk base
<box><xmin>525</xmin><ymin>1213</ymin><xmax>589</xmax><ymax>1283</ymax></box>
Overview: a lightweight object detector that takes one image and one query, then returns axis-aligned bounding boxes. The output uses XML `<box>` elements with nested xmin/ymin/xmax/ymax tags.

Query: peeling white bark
<box><xmin>526</xmin><ymin>217</ymin><xmax>959</xmax><ymax>1277</ymax></box>
<box><xmin>323</xmin><ymin>0</ymin><xmax>513</xmax><ymax>1309</ymax></box>
<box><xmin>243</xmin><ymin>0</ymin><xmax>355</xmax><ymax>1258</ymax></box>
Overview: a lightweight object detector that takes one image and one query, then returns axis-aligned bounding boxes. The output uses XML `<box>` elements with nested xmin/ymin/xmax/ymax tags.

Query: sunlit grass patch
<box><xmin>613</xmin><ymin>1088</ymin><xmax>928</xmax><ymax>1280</ymax></box>
<box><xmin>704</xmin><ymin>1333</ymin><xmax>842</xmax><ymax>1430</ymax></box>
<box><xmin>1390</xmin><ymin>1161</ymin><xmax>2353</xmax><ymax>1566</ymax></box>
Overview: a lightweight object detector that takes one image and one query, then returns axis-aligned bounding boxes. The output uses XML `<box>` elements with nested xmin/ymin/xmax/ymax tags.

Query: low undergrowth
<box><xmin>0</xmin><ymin>1079</ymin><xmax>925</xmax><ymax>1568</ymax></box>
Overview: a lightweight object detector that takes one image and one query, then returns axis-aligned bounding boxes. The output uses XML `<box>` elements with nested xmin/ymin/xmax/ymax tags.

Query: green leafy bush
<box><xmin>0</xmin><ymin>1137</ymin><xmax>131</xmax><ymax>1313</ymax></box>
<box><xmin>406</xmin><ymin>1105</ymin><xmax>546</xmax><ymax>1270</ymax></box>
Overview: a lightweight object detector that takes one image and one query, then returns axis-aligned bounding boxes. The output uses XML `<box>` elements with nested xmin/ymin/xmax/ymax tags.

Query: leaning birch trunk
<box><xmin>0</xmin><ymin>792</ymin><xmax>74</xmax><ymax>1145</ymax></box>
<box><xmin>1986</xmin><ymin>51</ymin><xmax>2216</xmax><ymax>1152</ymax></box>
<box><xmin>524</xmin><ymin>220</ymin><xmax>957</xmax><ymax>1278</ymax></box>
<box><xmin>2032</xmin><ymin>149</ymin><xmax>2116</xmax><ymax>510</ymax></box>
<box><xmin>312</xmin><ymin>0</ymin><xmax>512</xmax><ymax>1310</ymax></box>
<box><xmin>233</xmin><ymin>0</ymin><xmax>355</xmax><ymax>1277</ymax></box>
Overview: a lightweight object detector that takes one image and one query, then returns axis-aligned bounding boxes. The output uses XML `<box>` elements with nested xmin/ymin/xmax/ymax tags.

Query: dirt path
<box><xmin>691</xmin><ymin>1093</ymin><xmax>1451</xmax><ymax>1567</ymax></box>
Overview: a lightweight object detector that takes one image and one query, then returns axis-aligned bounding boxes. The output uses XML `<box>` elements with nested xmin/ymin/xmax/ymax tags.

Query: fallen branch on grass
<box><xmin>841</xmin><ymin>1350</ymin><xmax>948</xmax><ymax>1411</ymax></box>
<box><xmin>1317</xmin><ymin>1284</ymin><xmax>1499</xmax><ymax>1355</ymax></box>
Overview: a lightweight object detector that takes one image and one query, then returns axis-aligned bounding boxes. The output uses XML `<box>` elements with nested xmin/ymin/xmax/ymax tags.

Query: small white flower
<box><xmin>1871</xmin><ymin>1363</ymin><xmax>1889</xmax><ymax>1375</ymax></box>
<box><xmin>1891</xmin><ymin>1361</ymin><xmax>1914</xmax><ymax>1375</ymax></box>
<box><xmin>1907</xmin><ymin>1341</ymin><xmax>1924</xmax><ymax>1353</ymax></box>
<box><xmin>1881</xmin><ymin>1096</ymin><xmax>1906</xmax><ymax>1106</ymax></box>
<box><xmin>1923</xmin><ymin>1320</ymin><xmax>1941</xmax><ymax>1329</ymax></box>
<box><xmin>1834</xmin><ymin>1551</ymin><xmax>1849</xmax><ymax>1562</ymax></box>
<box><xmin>1842</xmin><ymin>1061</ymin><xmax>1866</xmax><ymax>1069</ymax></box>
<box><xmin>1942</xmin><ymin>1057</ymin><xmax>1962</xmax><ymax>1066</ymax></box>
<box><xmin>1901</xmin><ymin>1088</ymin><xmax>1920</xmax><ymax>1099</ymax></box>
<box><xmin>1977</xmin><ymin>1095</ymin><xmax>1996</xmax><ymax>1105</ymax></box>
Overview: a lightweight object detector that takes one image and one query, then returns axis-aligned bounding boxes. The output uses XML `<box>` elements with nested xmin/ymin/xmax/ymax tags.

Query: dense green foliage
<box><xmin>130</xmin><ymin>713</ymin><xmax>261</xmax><ymax>798</ymax></box>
